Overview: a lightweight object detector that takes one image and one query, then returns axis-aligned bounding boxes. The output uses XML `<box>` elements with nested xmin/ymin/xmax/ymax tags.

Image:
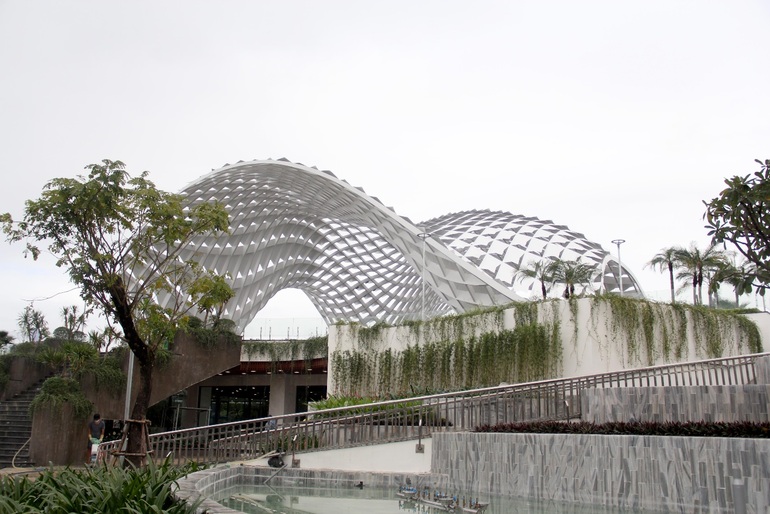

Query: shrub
<box><xmin>474</xmin><ymin>419</ymin><xmax>770</xmax><ymax>438</ymax></box>
<box><xmin>0</xmin><ymin>458</ymin><xmax>204</xmax><ymax>513</ymax></box>
<box><xmin>29</xmin><ymin>377</ymin><xmax>92</xmax><ymax>419</ymax></box>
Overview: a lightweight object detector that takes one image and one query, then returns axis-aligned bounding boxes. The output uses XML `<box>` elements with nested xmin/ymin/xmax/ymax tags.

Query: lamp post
<box><xmin>611</xmin><ymin>239</ymin><xmax>626</xmax><ymax>296</ymax></box>
<box><xmin>418</xmin><ymin>232</ymin><xmax>432</xmax><ymax>321</ymax></box>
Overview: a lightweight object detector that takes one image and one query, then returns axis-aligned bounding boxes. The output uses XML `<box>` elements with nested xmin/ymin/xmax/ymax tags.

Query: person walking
<box><xmin>86</xmin><ymin>413</ymin><xmax>105</xmax><ymax>464</ymax></box>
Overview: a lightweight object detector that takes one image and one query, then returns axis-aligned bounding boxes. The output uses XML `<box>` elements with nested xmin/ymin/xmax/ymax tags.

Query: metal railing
<box><xmin>98</xmin><ymin>352</ymin><xmax>768</xmax><ymax>465</ymax></box>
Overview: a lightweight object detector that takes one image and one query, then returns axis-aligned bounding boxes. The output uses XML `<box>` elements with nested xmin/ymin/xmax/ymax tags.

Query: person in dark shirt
<box><xmin>87</xmin><ymin>413</ymin><xmax>105</xmax><ymax>463</ymax></box>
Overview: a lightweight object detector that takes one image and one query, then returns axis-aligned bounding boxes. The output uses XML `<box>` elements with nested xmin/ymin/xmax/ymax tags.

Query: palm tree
<box><xmin>514</xmin><ymin>259</ymin><xmax>558</xmax><ymax>299</ymax></box>
<box><xmin>514</xmin><ymin>259</ymin><xmax>555</xmax><ymax>299</ymax></box>
<box><xmin>646</xmin><ymin>247</ymin><xmax>678</xmax><ymax>303</ymax></box>
<box><xmin>17</xmin><ymin>305</ymin><xmax>50</xmax><ymax>343</ymax></box>
<box><xmin>673</xmin><ymin>243</ymin><xmax>728</xmax><ymax>305</ymax></box>
<box><xmin>551</xmin><ymin>258</ymin><xmax>598</xmax><ymax>299</ymax></box>
<box><xmin>710</xmin><ymin>259</ymin><xmax>756</xmax><ymax>307</ymax></box>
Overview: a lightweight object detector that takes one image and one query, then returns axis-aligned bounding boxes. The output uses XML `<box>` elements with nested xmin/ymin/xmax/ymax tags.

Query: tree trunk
<box><xmin>108</xmin><ymin>279</ymin><xmax>154</xmax><ymax>466</ymax></box>
<box><xmin>126</xmin><ymin>356</ymin><xmax>154</xmax><ymax>466</ymax></box>
<box><xmin>668</xmin><ymin>264</ymin><xmax>675</xmax><ymax>303</ymax></box>
<box><xmin>692</xmin><ymin>275</ymin><xmax>698</xmax><ymax>305</ymax></box>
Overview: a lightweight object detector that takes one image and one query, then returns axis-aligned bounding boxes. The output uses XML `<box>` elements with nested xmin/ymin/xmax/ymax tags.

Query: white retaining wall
<box><xmin>328</xmin><ymin>299</ymin><xmax>770</xmax><ymax>394</ymax></box>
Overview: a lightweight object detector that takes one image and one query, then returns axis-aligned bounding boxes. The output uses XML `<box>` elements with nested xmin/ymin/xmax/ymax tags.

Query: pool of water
<box><xmin>215</xmin><ymin>484</ymin><xmax>658</xmax><ymax>514</ymax></box>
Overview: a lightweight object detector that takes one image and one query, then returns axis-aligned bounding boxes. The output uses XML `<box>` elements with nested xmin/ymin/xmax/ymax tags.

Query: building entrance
<box><xmin>202</xmin><ymin>385</ymin><xmax>270</xmax><ymax>425</ymax></box>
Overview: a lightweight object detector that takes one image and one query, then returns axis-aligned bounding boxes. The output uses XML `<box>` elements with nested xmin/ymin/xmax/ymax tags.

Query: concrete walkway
<box><xmin>243</xmin><ymin>439</ymin><xmax>432</xmax><ymax>473</ymax></box>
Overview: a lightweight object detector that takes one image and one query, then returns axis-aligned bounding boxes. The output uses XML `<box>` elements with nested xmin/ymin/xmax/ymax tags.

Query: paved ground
<box><xmin>0</xmin><ymin>466</ymin><xmax>51</xmax><ymax>479</ymax></box>
<box><xmin>242</xmin><ymin>439</ymin><xmax>433</xmax><ymax>473</ymax></box>
<box><xmin>1</xmin><ymin>439</ymin><xmax>432</xmax><ymax>478</ymax></box>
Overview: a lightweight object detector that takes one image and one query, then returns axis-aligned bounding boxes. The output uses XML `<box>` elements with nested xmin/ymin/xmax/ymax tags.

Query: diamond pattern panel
<box><xmin>160</xmin><ymin>160</ymin><xmax>641</xmax><ymax>333</ymax></box>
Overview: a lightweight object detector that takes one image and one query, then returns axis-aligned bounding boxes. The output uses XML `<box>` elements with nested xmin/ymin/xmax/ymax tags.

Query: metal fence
<box><xmin>97</xmin><ymin>352</ymin><xmax>768</xmax><ymax>466</ymax></box>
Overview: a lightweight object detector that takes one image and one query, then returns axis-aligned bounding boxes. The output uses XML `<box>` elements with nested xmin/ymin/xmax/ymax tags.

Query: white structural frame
<box><xmin>171</xmin><ymin>159</ymin><xmax>643</xmax><ymax>333</ymax></box>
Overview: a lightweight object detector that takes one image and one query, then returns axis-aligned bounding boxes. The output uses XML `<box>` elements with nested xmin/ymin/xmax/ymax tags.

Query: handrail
<box><xmin>12</xmin><ymin>437</ymin><xmax>30</xmax><ymax>469</ymax></box>
<box><xmin>97</xmin><ymin>352</ymin><xmax>768</xmax><ymax>466</ymax></box>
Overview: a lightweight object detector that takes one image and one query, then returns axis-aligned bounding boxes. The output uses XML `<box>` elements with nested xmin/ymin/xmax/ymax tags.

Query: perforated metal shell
<box><xmin>173</xmin><ymin>159</ymin><xmax>641</xmax><ymax>332</ymax></box>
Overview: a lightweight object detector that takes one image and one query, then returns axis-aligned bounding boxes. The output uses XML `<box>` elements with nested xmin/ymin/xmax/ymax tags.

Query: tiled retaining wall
<box><xmin>174</xmin><ymin>464</ymin><xmax>440</xmax><ymax>514</ymax></box>
<box><xmin>431</xmin><ymin>432</ymin><xmax>770</xmax><ymax>513</ymax></box>
<box><xmin>755</xmin><ymin>355</ymin><xmax>770</xmax><ymax>385</ymax></box>
<box><xmin>580</xmin><ymin>355</ymin><xmax>770</xmax><ymax>424</ymax></box>
<box><xmin>581</xmin><ymin>385</ymin><xmax>770</xmax><ymax>424</ymax></box>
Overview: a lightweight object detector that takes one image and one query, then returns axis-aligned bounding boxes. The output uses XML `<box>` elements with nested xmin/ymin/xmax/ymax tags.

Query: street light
<box><xmin>611</xmin><ymin>239</ymin><xmax>626</xmax><ymax>296</ymax></box>
<box><xmin>418</xmin><ymin>232</ymin><xmax>432</xmax><ymax>321</ymax></box>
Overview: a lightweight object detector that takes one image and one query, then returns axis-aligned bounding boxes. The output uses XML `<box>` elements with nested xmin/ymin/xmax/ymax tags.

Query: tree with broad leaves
<box><xmin>704</xmin><ymin>159</ymin><xmax>770</xmax><ymax>293</ymax></box>
<box><xmin>1</xmin><ymin>159</ymin><xmax>232</xmax><ymax>464</ymax></box>
<box><xmin>0</xmin><ymin>331</ymin><xmax>14</xmax><ymax>351</ymax></box>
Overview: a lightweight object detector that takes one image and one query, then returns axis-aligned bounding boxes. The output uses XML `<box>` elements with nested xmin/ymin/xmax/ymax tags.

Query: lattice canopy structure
<box><xmin>174</xmin><ymin>159</ymin><xmax>642</xmax><ymax>333</ymax></box>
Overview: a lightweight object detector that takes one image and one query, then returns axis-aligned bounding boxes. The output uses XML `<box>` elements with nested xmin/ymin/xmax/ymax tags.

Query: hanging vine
<box><xmin>329</xmin><ymin>297</ymin><xmax>762</xmax><ymax>398</ymax></box>
<box><xmin>243</xmin><ymin>336</ymin><xmax>328</xmax><ymax>373</ymax></box>
<box><xmin>593</xmin><ymin>294</ymin><xmax>761</xmax><ymax>365</ymax></box>
<box><xmin>330</xmin><ymin>322</ymin><xmax>562</xmax><ymax>397</ymax></box>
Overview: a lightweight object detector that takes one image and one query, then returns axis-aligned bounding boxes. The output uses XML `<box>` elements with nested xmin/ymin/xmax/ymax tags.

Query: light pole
<box><xmin>418</xmin><ymin>232</ymin><xmax>432</xmax><ymax>321</ymax></box>
<box><xmin>611</xmin><ymin>239</ymin><xmax>626</xmax><ymax>296</ymax></box>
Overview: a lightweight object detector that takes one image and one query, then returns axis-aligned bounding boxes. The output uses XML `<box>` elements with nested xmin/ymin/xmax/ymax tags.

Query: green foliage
<box><xmin>332</xmin><ymin>322</ymin><xmax>562</xmax><ymax>397</ymax></box>
<box><xmin>646</xmin><ymin>247</ymin><xmax>679</xmax><ymax>303</ymax></box>
<box><xmin>475</xmin><ymin>420</ymin><xmax>770</xmax><ymax>438</ymax></box>
<box><xmin>673</xmin><ymin>243</ymin><xmax>729</xmax><ymax>305</ymax></box>
<box><xmin>310</xmin><ymin>395</ymin><xmax>382</xmax><ymax>410</ymax></box>
<box><xmin>0</xmin><ymin>458</ymin><xmax>204</xmax><ymax>513</ymax></box>
<box><xmin>268</xmin><ymin>432</ymin><xmax>320</xmax><ymax>453</ymax></box>
<box><xmin>514</xmin><ymin>259</ymin><xmax>558</xmax><ymax>299</ymax></box>
<box><xmin>395</xmin><ymin>304</ymin><xmax>509</xmax><ymax>346</ymax></box>
<box><xmin>308</xmin><ymin>395</ymin><xmax>444</xmax><ymax>428</ymax></box>
<box><xmin>92</xmin><ymin>351</ymin><xmax>128</xmax><ymax>395</ymax></box>
<box><xmin>0</xmin><ymin>330</ymin><xmax>15</xmax><ymax>350</ymax></box>
<box><xmin>243</xmin><ymin>336</ymin><xmax>328</xmax><ymax>372</ymax></box>
<box><xmin>551</xmin><ymin>258</ymin><xmax>598</xmax><ymax>299</ymax></box>
<box><xmin>183</xmin><ymin>316</ymin><xmax>241</xmax><ymax>348</ymax></box>
<box><xmin>36</xmin><ymin>341</ymin><xmax>126</xmax><ymax>394</ymax></box>
<box><xmin>593</xmin><ymin>294</ymin><xmax>761</xmax><ymax>364</ymax></box>
<box><xmin>356</xmin><ymin>322</ymin><xmax>390</xmax><ymax>350</ymax></box>
<box><xmin>705</xmin><ymin>158</ymin><xmax>770</xmax><ymax>290</ymax></box>
<box><xmin>186</xmin><ymin>272</ymin><xmax>235</xmax><ymax>325</ymax></box>
<box><xmin>17</xmin><ymin>305</ymin><xmax>50</xmax><ymax>343</ymax></box>
<box><xmin>1</xmin><ymin>159</ymin><xmax>233</xmax><ymax>443</ymax></box>
<box><xmin>30</xmin><ymin>377</ymin><xmax>93</xmax><ymax>419</ymax></box>
<box><xmin>332</xmin><ymin>297</ymin><xmax>762</xmax><ymax>397</ymax></box>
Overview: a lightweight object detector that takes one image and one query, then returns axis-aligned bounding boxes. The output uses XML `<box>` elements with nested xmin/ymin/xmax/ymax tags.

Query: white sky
<box><xmin>1</xmin><ymin>0</ymin><xmax>769</xmax><ymax>341</ymax></box>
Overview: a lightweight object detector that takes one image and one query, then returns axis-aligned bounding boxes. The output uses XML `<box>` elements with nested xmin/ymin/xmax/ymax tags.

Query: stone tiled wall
<box><xmin>431</xmin><ymin>432</ymin><xmax>770</xmax><ymax>513</ymax></box>
<box><xmin>581</xmin><ymin>385</ymin><xmax>770</xmax><ymax>424</ymax></box>
<box><xmin>755</xmin><ymin>355</ymin><xmax>770</xmax><ymax>385</ymax></box>
<box><xmin>174</xmin><ymin>464</ymin><xmax>438</xmax><ymax>514</ymax></box>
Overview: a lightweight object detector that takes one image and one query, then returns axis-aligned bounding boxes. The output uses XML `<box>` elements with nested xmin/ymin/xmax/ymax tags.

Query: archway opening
<box><xmin>243</xmin><ymin>288</ymin><xmax>326</xmax><ymax>340</ymax></box>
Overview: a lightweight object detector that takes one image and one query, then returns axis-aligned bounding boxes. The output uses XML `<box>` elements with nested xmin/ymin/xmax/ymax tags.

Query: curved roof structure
<box><xmin>175</xmin><ymin>159</ymin><xmax>642</xmax><ymax>333</ymax></box>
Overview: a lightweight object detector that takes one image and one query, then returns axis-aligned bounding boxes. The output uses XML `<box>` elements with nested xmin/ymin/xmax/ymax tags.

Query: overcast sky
<box><xmin>1</xmin><ymin>1</ymin><xmax>769</xmax><ymax>341</ymax></box>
